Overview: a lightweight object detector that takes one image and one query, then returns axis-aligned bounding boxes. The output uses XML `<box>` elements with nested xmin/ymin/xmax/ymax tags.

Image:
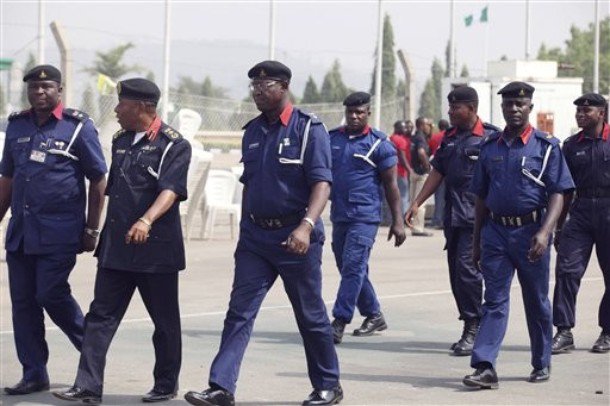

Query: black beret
<box><xmin>248</xmin><ymin>60</ymin><xmax>292</xmax><ymax>82</ymax></box>
<box><xmin>448</xmin><ymin>86</ymin><xmax>478</xmax><ymax>103</ymax></box>
<box><xmin>23</xmin><ymin>64</ymin><xmax>61</xmax><ymax>83</ymax></box>
<box><xmin>343</xmin><ymin>91</ymin><xmax>371</xmax><ymax>107</ymax></box>
<box><xmin>497</xmin><ymin>81</ymin><xmax>535</xmax><ymax>98</ymax></box>
<box><xmin>117</xmin><ymin>78</ymin><xmax>161</xmax><ymax>104</ymax></box>
<box><xmin>573</xmin><ymin>92</ymin><xmax>607</xmax><ymax>107</ymax></box>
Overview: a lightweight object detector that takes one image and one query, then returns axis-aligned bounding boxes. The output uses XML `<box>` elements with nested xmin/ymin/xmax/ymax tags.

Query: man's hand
<box><xmin>282</xmin><ymin>223</ymin><xmax>311</xmax><ymax>255</ymax></box>
<box><xmin>404</xmin><ymin>202</ymin><xmax>419</xmax><ymax>229</ymax></box>
<box><xmin>126</xmin><ymin>220</ymin><xmax>151</xmax><ymax>244</ymax></box>
<box><xmin>528</xmin><ymin>229</ymin><xmax>550</xmax><ymax>262</ymax></box>
<box><xmin>388</xmin><ymin>221</ymin><xmax>406</xmax><ymax>247</ymax></box>
<box><xmin>81</xmin><ymin>233</ymin><xmax>97</xmax><ymax>252</ymax></box>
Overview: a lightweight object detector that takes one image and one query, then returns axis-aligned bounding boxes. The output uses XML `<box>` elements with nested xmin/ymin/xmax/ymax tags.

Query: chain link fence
<box><xmin>82</xmin><ymin>89</ymin><xmax>407</xmax><ymax>137</ymax></box>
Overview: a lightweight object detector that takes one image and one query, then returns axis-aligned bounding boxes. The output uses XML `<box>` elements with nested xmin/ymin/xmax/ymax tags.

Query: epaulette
<box><xmin>242</xmin><ymin>116</ymin><xmax>258</xmax><ymax>130</ymax></box>
<box><xmin>112</xmin><ymin>129</ymin><xmax>127</xmax><ymax>140</ymax></box>
<box><xmin>328</xmin><ymin>126</ymin><xmax>343</xmax><ymax>134</ymax></box>
<box><xmin>8</xmin><ymin>110</ymin><xmax>30</xmax><ymax>121</ymax></box>
<box><xmin>297</xmin><ymin>109</ymin><xmax>322</xmax><ymax>125</ymax></box>
<box><xmin>63</xmin><ymin>108</ymin><xmax>89</xmax><ymax>122</ymax></box>
<box><xmin>482</xmin><ymin>122</ymin><xmax>502</xmax><ymax>132</ymax></box>
<box><xmin>481</xmin><ymin>131</ymin><xmax>501</xmax><ymax>145</ymax></box>
<box><xmin>563</xmin><ymin>133</ymin><xmax>580</xmax><ymax>145</ymax></box>
<box><xmin>369</xmin><ymin>127</ymin><xmax>388</xmax><ymax>140</ymax></box>
<box><xmin>161</xmin><ymin>125</ymin><xmax>183</xmax><ymax>141</ymax></box>
<box><xmin>534</xmin><ymin>130</ymin><xmax>559</xmax><ymax>145</ymax></box>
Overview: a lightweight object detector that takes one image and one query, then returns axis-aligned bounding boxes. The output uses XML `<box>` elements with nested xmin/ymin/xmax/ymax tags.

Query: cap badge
<box><xmin>519</xmin><ymin>89</ymin><xmax>525</xmax><ymax>96</ymax></box>
<box><xmin>259</xmin><ymin>69</ymin><xmax>267</xmax><ymax>78</ymax></box>
<box><xmin>39</xmin><ymin>70</ymin><xmax>47</xmax><ymax>79</ymax></box>
<box><xmin>584</xmin><ymin>99</ymin><xmax>590</xmax><ymax>106</ymax></box>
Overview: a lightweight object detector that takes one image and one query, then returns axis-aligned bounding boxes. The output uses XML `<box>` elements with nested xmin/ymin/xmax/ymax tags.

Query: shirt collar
<box><xmin>447</xmin><ymin>117</ymin><xmax>484</xmax><ymax>137</ymax></box>
<box><xmin>340</xmin><ymin>125</ymin><xmax>371</xmax><ymax>137</ymax></box>
<box><xmin>51</xmin><ymin>102</ymin><xmax>64</xmax><ymax>120</ymax></box>
<box><xmin>145</xmin><ymin>115</ymin><xmax>162</xmax><ymax>140</ymax></box>
<box><xmin>279</xmin><ymin>103</ymin><xmax>294</xmax><ymax>126</ymax></box>
<box><xmin>500</xmin><ymin>124</ymin><xmax>533</xmax><ymax>145</ymax></box>
<box><xmin>577</xmin><ymin>122</ymin><xmax>609</xmax><ymax>142</ymax></box>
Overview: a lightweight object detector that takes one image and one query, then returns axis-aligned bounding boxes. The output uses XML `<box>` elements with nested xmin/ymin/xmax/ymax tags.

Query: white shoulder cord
<box><xmin>353</xmin><ymin>138</ymin><xmax>382</xmax><ymax>168</ymax></box>
<box><xmin>521</xmin><ymin>144</ymin><xmax>552</xmax><ymax>187</ymax></box>
<box><xmin>147</xmin><ymin>141</ymin><xmax>174</xmax><ymax>180</ymax></box>
<box><xmin>278</xmin><ymin>118</ymin><xmax>312</xmax><ymax>165</ymax></box>
<box><xmin>46</xmin><ymin>120</ymin><xmax>85</xmax><ymax>161</ymax></box>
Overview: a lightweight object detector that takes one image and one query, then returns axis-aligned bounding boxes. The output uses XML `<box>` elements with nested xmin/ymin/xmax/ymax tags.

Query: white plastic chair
<box><xmin>170</xmin><ymin>108</ymin><xmax>203</xmax><ymax>145</ymax></box>
<box><xmin>181</xmin><ymin>149</ymin><xmax>213</xmax><ymax>241</ymax></box>
<box><xmin>202</xmin><ymin>169</ymin><xmax>241</xmax><ymax>239</ymax></box>
<box><xmin>230</xmin><ymin>166</ymin><xmax>244</xmax><ymax>205</ymax></box>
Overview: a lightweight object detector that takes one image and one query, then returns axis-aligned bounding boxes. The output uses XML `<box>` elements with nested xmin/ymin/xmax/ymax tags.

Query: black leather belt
<box><xmin>249</xmin><ymin>211</ymin><xmax>305</xmax><ymax>230</ymax></box>
<box><xmin>489</xmin><ymin>210</ymin><xmax>542</xmax><ymax>227</ymax></box>
<box><xmin>577</xmin><ymin>188</ymin><xmax>610</xmax><ymax>198</ymax></box>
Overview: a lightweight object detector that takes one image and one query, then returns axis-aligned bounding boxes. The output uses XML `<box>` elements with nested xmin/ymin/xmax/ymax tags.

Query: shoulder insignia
<box><xmin>482</xmin><ymin>131</ymin><xmax>501</xmax><ymax>145</ymax></box>
<box><xmin>483</xmin><ymin>122</ymin><xmax>502</xmax><ymax>132</ymax></box>
<box><xmin>113</xmin><ymin>129</ymin><xmax>127</xmax><ymax>140</ymax></box>
<box><xmin>534</xmin><ymin>130</ymin><xmax>559</xmax><ymax>145</ymax></box>
<box><xmin>369</xmin><ymin>127</ymin><xmax>388</xmax><ymax>140</ymax></box>
<box><xmin>297</xmin><ymin>109</ymin><xmax>322</xmax><ymax>125</ymax></box>
<box><xmin>161</xmin><ymin>126</ymin><xmax>183</xmax><ymax>141</ymax></box>
<box><xmin>63</xmin><ymin>108</ymin><xmax>89</xmax><ymax>122</ymax></box>
<box><xmin>242</xmin><ymin>116</ymin><xmax>258</xmax><ymax>130</ymax></box>
<box><xmin>8</xmin><ymin>110</ymin><xmax>30</xmax><ymax>121</ymax></box>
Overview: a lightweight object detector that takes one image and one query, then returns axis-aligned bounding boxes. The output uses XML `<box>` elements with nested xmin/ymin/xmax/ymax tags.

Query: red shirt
<box><xmin>429</xmin><ymin>130</ymin><xmax>445</xmax><ymax>156</ymax></box>
<box><xmin>390</xmin><ymin>133</ymin><xmax>411</xmax><ymax>178</ymax></box>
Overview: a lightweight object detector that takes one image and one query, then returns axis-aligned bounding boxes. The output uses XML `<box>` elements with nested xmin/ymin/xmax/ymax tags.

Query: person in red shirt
<box><xmin>429</xmin><ymin>119</ymin><xmax>449</xmax><ymax>229</ymax></box>
<box><xmin>390</xmin><ymin>120</ymin><xmax>413</xmax><ymax>214</ymax></box>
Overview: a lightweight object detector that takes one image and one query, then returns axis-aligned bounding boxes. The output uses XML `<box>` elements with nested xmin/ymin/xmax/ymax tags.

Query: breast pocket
<box><xmin>601</xmin><ymin>145</ymin><xmax>610</xmax><ymax>185</ymax></box>
<box><xmin>11</xmin><ymin>144</ymin><xmax>29</xmax><ymax>167</ymax></box>
<box><xmin>241</xmin><ymin>148</ymin><xmax>261</xmax><ymax>183</ymax></box>
<box><xmin>521</xmin><ymin>155</ymin><xmax>545</xmax><ymax>187</ymax></box>
<box><xmin>133</xmin><ymin>149</ymin><xmax>161</xmax><ymax>183</ymax></box>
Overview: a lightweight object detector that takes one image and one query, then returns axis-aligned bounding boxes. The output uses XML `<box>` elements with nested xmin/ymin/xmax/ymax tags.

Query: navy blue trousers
<box><xmin>74</xmin><ymin>268</ymin><xmax>181</xmax><ymax>395</ymax></box>
<box><xmin>209</xmin><ymin>223</ymin><xmax>339</xmax><ymax>394</ymax></box>
<box><xmin>471</xmin><ymin>220</ymin><xmax>552</xmax><ymax>370</ymax></box>
<box><xmin>444</xmin><ymin>227</ymin><xmax>482</xmax><ymax>321</ymax></box>
<box><xmin>553</xmin><ymin>198</ymin><xmax>610</xmax><ymax>332</ymax></box>
<box><xmin>331</xmin><ymin>222</ymin><xmax>380</xmax><ymax>323</ymax></box>
<box><xmin>7</xmin><ymin>248</ymin><xmax>83</xmax><ymax>382</ymax></box>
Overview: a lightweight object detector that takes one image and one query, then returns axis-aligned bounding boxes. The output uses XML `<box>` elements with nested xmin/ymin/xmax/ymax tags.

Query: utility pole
<box><xmin>269</xmin><ymin>0</ymin><xmax>276</xmax><ymax>60</ymax></box>
<box><xmin>525</xmin><ymin>0</ymin><xmax>531</xmax><ymax>60</ymax></box>
<box><xmin>397</xmin><ymin>49</ymin><xmax>415</xmax><ymax>121</ymax></box>
<box><xmin>38</xmin><ymin>0</ymin><xmax>45</xmax><ymax>63</ymax></box>
<box><xmin>162</xmin><ymin>0</ymin><xmax>171</xmax><ymax>121</ymax></box>
<box><xmin>593</xmin><ymin>0</ymin><xmax>600</xmax><ymax>93</ymax></box>
<box><xmin>374</xmin><ymin>0</ymin><xmax>383</xmax><ymax>129</ymax></box>
<box><xmin>50</xmin><ymin>21</ymin><xmax>72</xmax><ymax>106</ymax></box>
<box><xmin>449</xmin><ymin>0</ymin><xmax>455</xmax><ymax>78</ymax></box>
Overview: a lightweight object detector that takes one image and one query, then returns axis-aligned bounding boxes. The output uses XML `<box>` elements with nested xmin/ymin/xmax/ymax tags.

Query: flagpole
<box><xmin>269</xmin><ymin>0</ymin><xmax>276</xmax><ymax>60</ymax></box>
<box><xmin>374</xmin><ymin>0</ymin><xmax>383</xmax><ymax>129</ymax></box>
<box><xmin>525</xmin><ymin>0</ymin><xmax>531</xmax><ymax>60</ymax></box>
<box><xmin>484</xmin><ymin>6</ymin><xmax>489</xmax><ymax>78</ymax></box>
<box><xmin>593</xmin><ymin>0</ymin><xmax>600</xmax><ymax>93</ymax></box>
<box><xmin>449</xmin><ymin>0</ymin><xmax>456</xmax><ymax>78</ymax></box>
<box><xmin>161</xmin><ymin>0</ymin><xmax>171</xmax><ymax>122</ymax></box>
<box><xmin>38</xmin><ymin>0</ymin><xmax>45</xmax><ymax>63</ymax></box>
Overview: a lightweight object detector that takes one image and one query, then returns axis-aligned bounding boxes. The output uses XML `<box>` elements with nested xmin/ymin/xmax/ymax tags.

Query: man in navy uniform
<box><xmin>53</xmin><ymin>78</ymin><xmax>191</xmax><ymax>403</ymax></box>
<box><xmin>552</xmin><ymin>92</ymin><xmax>610</xmax><ymax>354</ymax></box>
<box><xmin>328</xmin><ymin>91</ymin><xmax>405</xmax><ymax>345</ymax></box>
<box><xmin>405</xmin><ymin>86</ymin><xmax>499</xmax><ymax>356</ymax></box>
<box><xmin>184</xmin><ymin>60</ymin><xmax>342</xmax><ymax>406</ymax></box>
<box><xmin>463</xmin><ymin>81</ymin><xmax>574</xmax><ymax>389</ymax></box>
<box><xmin>0</xmin><ymin>65</ymin><xmax>107</xmax><ymax>396</ymax></box>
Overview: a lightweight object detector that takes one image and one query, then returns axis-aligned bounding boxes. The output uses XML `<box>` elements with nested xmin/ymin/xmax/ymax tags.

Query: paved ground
<box><xmin>1</xmin><ymin>216</ymin><xmax>609</xmax><ymax>405</ymax></box>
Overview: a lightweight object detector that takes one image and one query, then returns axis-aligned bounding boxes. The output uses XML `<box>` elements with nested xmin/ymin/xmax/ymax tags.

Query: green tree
<box><xmin>320</xmin><ymin>60</ymin><xmax>349</xmax><ymax>103</ymax></box>
<box><xmin>537</xmin><ymin>16</ymin><xmax>610</xmax><ymax>93</ymax></box>
<box><xmin>80</xmin><ymin>86</ymin><xmax>97</xmax><ymax>118</ymax></box>
<box><xmin>0</xmin><ymin>83</ymin><xmax>5</xmax><ymax>115</ymax></box>
<box><xmin>302</xmin><ymin>76</ymin><xmax>320</xmax><ymax>104</ymax></box>
<box><xmin>370</xmin><ymin>13</ymin><xmax>397</xmax><ymax>99</ymax></box>
<box><xmin>444</xmin><ymin>40</ymin><xmax>451</xmax><ymax>77</ymax></box>
<box><xmin>460</xmin><ymin>64</ymin><xmax>470</xmax><ymax>78</ymax></box>
<box><xmin>176</xmin><ymin>75</ymin><xmax>226</xmax><ymax>98</ymax></box>
<box><xmin>21</xmin><ymin>52</ymin><xmax>36</xmax><ymax>107</ymax></box>
<box><xmin>418</xmin><ymin>58</ymin><xmax>444</xmax><ymax>121</ymax></box>
<box><xmin>85</xmin><ymin>42</ymin><xmax>141</xmax><ymax>80</ymax></box>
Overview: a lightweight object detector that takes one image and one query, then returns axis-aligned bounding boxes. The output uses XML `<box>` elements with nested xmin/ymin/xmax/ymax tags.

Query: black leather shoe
<box><xmin>463</xmin><ymin>367</ymin><xmax>499</xmax><ymax>389</ymax></box>
<box><xmin>552</xmin><ymin>329</ymin><xmax>575</xmax><ymax>354</ymax></box>
<box><xmin>52</xmin><ymin>386</ymin><xmax>102</xmax><ymax>403</ymax></box>
<box><xmin>452</xmin><ymin>319</ymin><xmax>479</xmax><ymax>356</ymax></box>
<box><xmin>592</xmin><ymin>332</ymin><xmax>610</xmax><ymax>353</ymax></box>
<box><xmin>4</xmin><ymin>379</ymin><xmax>50</xmax><ymax>395</ymax></box>
<box><xmin>331</xmin><ymin>319</ymin><xmax>346</xmax><ymax>344</ymax></box>
<box><xmin>142</xmin><ymin>389</ymin><xmax>177</xmax><ymax>402</ymax></box>
<box><xmin>528</xmin><ymin>367</ymin><xmax>550</xmax><ymax>383</ymax></box>
<box><xmin>412</xmin><ymin>231</ymin><xmax>433</xmax><ymax>237</ymax></box>
<box><xmin>184</xmin><ymin>387</ymin><xmax>235</xmax><ymax>406</ymax></box>
<box><xmin>353</xmin><ymin>313</ymin><xmax>387</xmax><ymax>337</ymax></box>
<box><xmin>302</xmin><ymin>385</ymin><xmax>343</xmax><ymax>405</ymax></box>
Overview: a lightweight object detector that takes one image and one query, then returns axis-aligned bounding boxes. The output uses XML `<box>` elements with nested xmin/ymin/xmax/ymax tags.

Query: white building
<box><xmin>441</xmin><ymin>60</ymin><xmax>583</xmax><ymax>142</ymax></box>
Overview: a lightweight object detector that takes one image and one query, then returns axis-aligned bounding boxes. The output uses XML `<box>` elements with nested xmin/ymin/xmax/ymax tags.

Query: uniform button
<box><xmin>24</xmin><ymin>204</ymin><xmax>29</xmax><ymax>208</ymax></box>
<box><xmin>110</xmin><ymin>219</ymin><xmax>115</xmax><ymax>223</ymax></box>
<box><xmin>25</xmin><ymin>177</ymin><xmax>30</xmax><ymax>182</ymax></box>
<box><xmin>114</xmin><ymin>195</ymin><xmax>119</xmax><ymax>199</ymax></box>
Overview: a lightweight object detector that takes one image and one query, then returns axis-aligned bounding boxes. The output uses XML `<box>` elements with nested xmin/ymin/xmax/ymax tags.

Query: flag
<box><xmin>464</xmin><ymin>14</ymin><xmax>473</xmax><ymax>27</ymax></box>
<box><xmin>96</xmin><ymin>73</ymin><xmax>116</xmax><ymax>95</ymax></box>
<box><xmin>480</xmin><ymin>6</ymin><xmax>489</xmax><ymax>23</ymax></box>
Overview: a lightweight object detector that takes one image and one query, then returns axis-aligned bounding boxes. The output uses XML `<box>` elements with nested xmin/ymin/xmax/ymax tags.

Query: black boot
<box><xmin>331</xmin><ymin>319</ymin><xmax>346</xmax><ymax>344</ymax></box>
<box><xmin>551</xmin><ymin>328</ymin><xmax>575</xmax><ymax>354</ymax></box>
<box><xmin>452</xmin><ymin>319</ymin><xmax>479</xmax><ymax>356</ymax></box>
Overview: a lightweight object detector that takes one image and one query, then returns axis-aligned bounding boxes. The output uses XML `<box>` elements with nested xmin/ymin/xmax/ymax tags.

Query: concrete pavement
<box><xmin>1</xmin><ymin>221</ymin><xmax>608</xmax><ymax>405</ymax></box>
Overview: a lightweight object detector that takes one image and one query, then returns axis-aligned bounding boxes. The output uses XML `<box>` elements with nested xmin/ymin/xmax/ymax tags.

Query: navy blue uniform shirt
<box><xmin>471</xmin><ymin>125</ymin><xmax>574</xmax><ymax>215</ymax></box>
<box><xmin>410</xmin><ymin>130</ymin><xmax>430</xmax><ymax>175</ymax></box>
<box><xmin>0</xmin><ymin>103</ymin><xmax>107</xmax><ymax>254</ymax></box>
<box><xmin>562</xmin><ymin>123</ymin><xmax>610</xmax><ymax>192</ymax></box>
<box><xmin>329</xmin><ymin>125</ymin><xmax>397</xmax><ymax>224</ymax></box>
<box><xmin>432</xmin><ymin>118</ymin><xmax>499</xmax><ymax>227</ymax></box>
<box><xmin>239</xmin><ymin>104</ymin><xmax>332</xmax><ymax>218</ymax></box>
<box><xmin>95</xmin><ymin>119</ymin><xmax>191</xmax><ymax>273</ymax></box>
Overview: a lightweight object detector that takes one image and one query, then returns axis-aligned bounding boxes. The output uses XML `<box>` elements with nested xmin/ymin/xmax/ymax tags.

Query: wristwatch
<box><xmin>84</xmin><ymin>227</ymin><xmax>100</xmax><ymax>238</ymax></box>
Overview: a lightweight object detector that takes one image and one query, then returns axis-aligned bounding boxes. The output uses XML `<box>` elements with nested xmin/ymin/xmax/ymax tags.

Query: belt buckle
<box><xmin>516</xmin><ymin>217</ymin><xmax>522</xmax><ymax>227</ymax></box>
<box><xmin>501</xmin><ymin>217</ymin><xmax>507</xmax><ymax>226</ymax></box>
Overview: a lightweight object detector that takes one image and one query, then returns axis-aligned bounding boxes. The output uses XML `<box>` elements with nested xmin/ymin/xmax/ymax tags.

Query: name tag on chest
<box><xmin>29</xmin><ymin>150</ymin><xmax>46</xmax><ymax>163</ymax></box>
